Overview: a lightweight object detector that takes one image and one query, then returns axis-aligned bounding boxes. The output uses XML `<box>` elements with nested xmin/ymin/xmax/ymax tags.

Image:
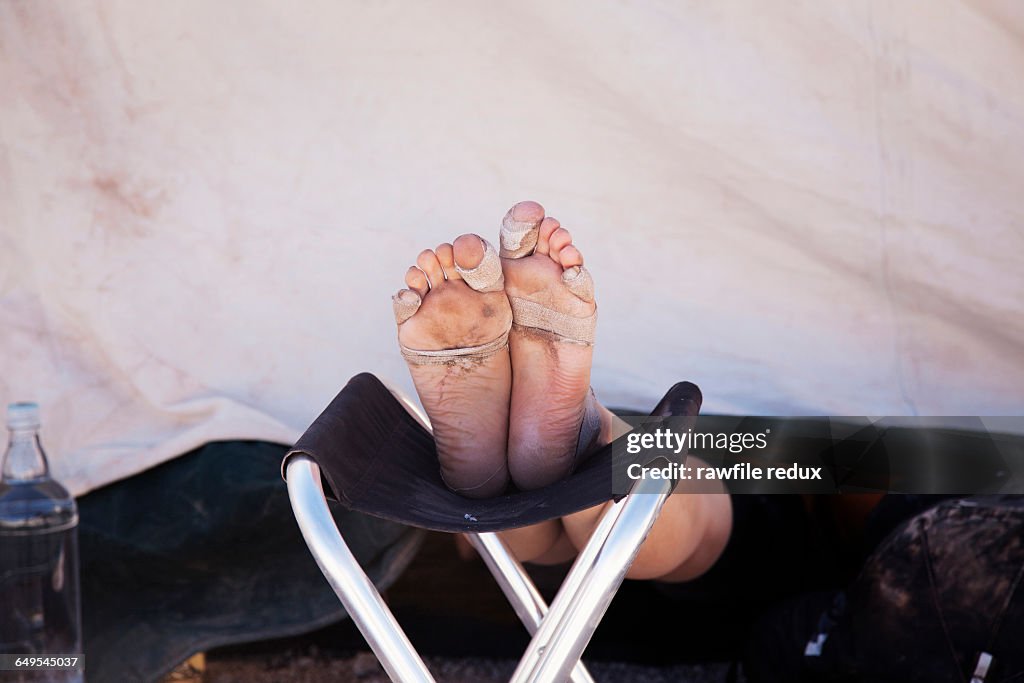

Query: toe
<box><xmin>535</xmin><ymin>217</ymin><xmax>561</xmax><ymax>256</ymax></box>
<box><xmin>453</xmin><ymin>233</ymin><xmax>485</xmax><ymax>270</ymax></box>
<box><xmin>511</xmin><ymin>200</ymin><xmax>545</xmax><ymax>224</ymax></box>
<box><xmin>558</xmin><ymin>244</ymin><xmax>584</xmax><ymax>269</ymax></box>
<box><xmin>500</xmin><ymin>201</ymin><xmax>545</xmax><ymax>259</ymax></box>
<box><xmin>455</xmin><ymin>234</ymin><xmax>505</xmax><ymax>293</ymax></box>
<box><xmin>547</xmin><ymin>227</ymin><xmax>573</xmax><ymax>262</ymax></box>
<box><xmin>416</xmin><ymin>249</ymin><xmax>446</xmax><ymax>288</ymax></box>
<box><xmin>405</xmin><ymin>266</ymin><xmax>429</xmax><ymax>298</ymax></box>
<box><xmin>392</xmin><ymin>288</ymin><xmax>422</xmax><ymax>324</ymax></box>
<box><xmin>435</xmin><ymin>243</ymin><xmax>457</xmax><ymax>280</ymax></box>
<box><xmin>562</xmin><ymin>265</ymin><xmax>595</xmax><ymax>303</ymax></box>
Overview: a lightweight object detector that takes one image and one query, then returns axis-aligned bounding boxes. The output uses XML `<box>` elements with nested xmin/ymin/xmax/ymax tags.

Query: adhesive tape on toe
<box><xmin>455</xmin><ymin>239</ymin><xmax>505</xmax><ymax>293</ymax></box>
<box><xmin>392</xmin><ymin>290</ymin><xmax>421</xmax><ymax>324</ymax></box>
<box><xmin>562</xmin><ymin>266</ymin><xmax>595</xmax><ymax>303</ymax></box>
<box><xmin>499</xmin><ymin>207</ymin><xmax>540</xmax><ymax>259</ymax></box>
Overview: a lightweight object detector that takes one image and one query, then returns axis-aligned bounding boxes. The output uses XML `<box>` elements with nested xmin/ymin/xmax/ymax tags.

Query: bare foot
<box><xmin>499</xmin><ymin>201</ymin><xmax>599</xmax><ymax>490</ymax></box>
<box><xmin>392</xmin><ymin>235</ymin><xmax>513</xmax><ymax>498</ymax></box>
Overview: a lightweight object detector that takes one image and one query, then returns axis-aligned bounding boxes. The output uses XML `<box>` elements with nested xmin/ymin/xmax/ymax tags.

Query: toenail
<box><xmin>511</xmin><ymin>201</ymin><xmax>544</xmax><ymax>222</ymax></box>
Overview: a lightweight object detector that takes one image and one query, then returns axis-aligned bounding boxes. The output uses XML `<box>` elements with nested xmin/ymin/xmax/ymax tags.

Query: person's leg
<box><xmin>498</xmin><ymin>494</ymin><xmax>732</xmax><ymax>582</ymax></box>
<box><xmin>393</xmin><ymin>234</ymin><xmax>513</xmax><ymax>498</ymax></box>
<box><xmin>499</xmin><ymin>403</ymin><xmax>733</xmax><ymax>581</ymax></box>
<box><xmin>498</xmin><ymin>519</ymin><xmax>579</xmax><ymax>565</ymax></box>
<box><xmin>561</xmin><ymin>473</ymin><xmax>732</xmax><ymax>581</ymax></box>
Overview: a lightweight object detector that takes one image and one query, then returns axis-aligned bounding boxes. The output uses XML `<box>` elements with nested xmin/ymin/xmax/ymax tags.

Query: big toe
<box><xmin>454</xmin><ymin>234</ymin><xmax>505</xmax><ymax>293</ymax></box>
<box><xmin>453</xmin><ymin>233</ymin><xmax>485</xmax><ymax>269</ymax></box>
<box><xmin>500</xmin><ymin>201</ymin><xmax>545</xmax><ymax>259</ymax></box>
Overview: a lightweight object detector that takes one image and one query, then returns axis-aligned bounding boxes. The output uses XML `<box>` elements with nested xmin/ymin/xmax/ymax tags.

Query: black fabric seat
<box><xmin>283</xmin><ymin>373</ymin><xmax>702</xmax><ymax>533</ymax></box>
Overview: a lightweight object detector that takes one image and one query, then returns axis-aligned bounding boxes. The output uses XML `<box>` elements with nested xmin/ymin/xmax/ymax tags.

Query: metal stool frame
<box><xmin>285</xmin><ymin>389</ymin><xmax>673</xmax><ymax>683</ymax></box>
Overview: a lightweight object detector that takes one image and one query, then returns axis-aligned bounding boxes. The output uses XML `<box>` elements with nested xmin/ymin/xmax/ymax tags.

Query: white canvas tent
<box><xmin>1</xmin><ymin>1</ymin><xmax>1022</xmax><ymax>496</ymax></box>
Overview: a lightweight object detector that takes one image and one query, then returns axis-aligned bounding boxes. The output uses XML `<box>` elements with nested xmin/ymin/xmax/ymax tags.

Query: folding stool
<box><xmin>283</xmin><ymin>373</ymin><xmax>701</xmax><ymax>683</ymax></box>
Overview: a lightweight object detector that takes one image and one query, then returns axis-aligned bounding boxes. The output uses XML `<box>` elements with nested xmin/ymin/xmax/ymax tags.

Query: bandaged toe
<box><xmin>454</xmin><ymin>238</ymin><xmax>504</xmax><ymax>293</ymax></box>
<box><xmin>392</xmin><ymin>289</ymin><xmax>422</xmax><ymax>324</ymax></box>
<box><xmin>561</xmin><ymin>265</ymin><xmax>595</xmax><ymax>303</ymax></box>
<box><xmin>499</xmin><ymin>205</ymin><xmax>541</xmax><ymax>259</ymax></box>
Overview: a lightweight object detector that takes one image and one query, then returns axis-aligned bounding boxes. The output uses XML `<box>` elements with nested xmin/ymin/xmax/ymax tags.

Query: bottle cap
<box><xmin>7</xmin><ymin>402</ymin><xmax>41</xmax><ymax>431</ymax></box>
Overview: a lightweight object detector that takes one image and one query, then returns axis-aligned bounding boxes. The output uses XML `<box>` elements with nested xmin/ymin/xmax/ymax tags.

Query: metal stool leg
<box><xmin>510</xmin><ymin>476</ymin><xmax>674</xmax><ymax>683</ymax></box>
<box><xmin>287</xmin><ymin>454</ymin><xmax>434</xmax><ymax>683</ymax></box>
<box><xmin>467</xmin><ymin>533</ymin><xmax>595</xmax><ymax>683</ymax></box>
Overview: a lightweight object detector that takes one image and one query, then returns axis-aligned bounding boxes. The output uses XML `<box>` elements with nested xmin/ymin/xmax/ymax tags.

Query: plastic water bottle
<box><xmin>0</xmin><ymin>403</ymin><xmax>83</xmax><ymax>682</ymax></box>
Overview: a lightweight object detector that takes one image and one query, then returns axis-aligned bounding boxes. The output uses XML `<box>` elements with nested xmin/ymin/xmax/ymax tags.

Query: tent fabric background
<box><xmin>1</xmin><ymin>1</ymin><xmax>1023</xmax><ymax>495</ymax></box>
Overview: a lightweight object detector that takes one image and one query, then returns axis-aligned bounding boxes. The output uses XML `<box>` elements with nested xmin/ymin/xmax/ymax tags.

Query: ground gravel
<box><xmin>206</xmin><ymin>649</ymin><xmax>739</xmax><ymax>683</ymax></box>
